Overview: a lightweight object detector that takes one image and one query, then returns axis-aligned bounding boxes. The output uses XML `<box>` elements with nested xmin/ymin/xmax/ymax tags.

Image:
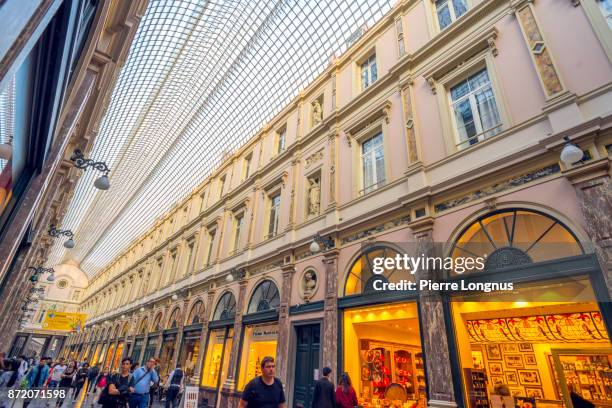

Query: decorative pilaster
<box><xmin>322</xmin><ymin>249</ymin><xmax>340</xmax><ymax>377</ymax></box>
<box><xmin>327</xmin><ymin>132</ymin><xmax>338</xmax><ymax>210</ymax></box>
<box><xmin>409</xmin><ymin>218</ymin><xmax>457</xmax><ymax>406</ymax></box>
<box><xmin>276</xmin><ymin>264</ymin><xmax>296</xmax><ymax>381</ymax></box>
<box><xmin>514</xmin><ymin>2</ymin><xmax>564</xmax><ymax>98</ymax></box>
<box><xmin>566</xmin><ymin>160</ymin><xmax>612</xmax><ymax>296</ymax></box>
<box><xmin>400</xmin><ymin>81</ymin><xmax>419</xmax><ymax>164</ymax></box>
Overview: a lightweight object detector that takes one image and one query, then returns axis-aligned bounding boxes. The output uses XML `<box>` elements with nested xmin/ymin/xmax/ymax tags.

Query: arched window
<box><xmin>167</xmin><ymin>308</ymin><xmax>180</xmax><ymax>329</ymax></box>
<box><xmin>212</xmin><ymin>292</ymin><xmax>236</xmax><ymax>321</ymax></box>
<box><xmin>247</xmin><ymin>280</ymin><xmax>280</xmax><ymax>313</ymax></box>
<box><xmin>151</xmin><ymin>313</ymin><xmax>163</xmax><ymax>332</ymax></box>
<box><xmin>120</xmin><ymin>322</ymin><xmax>129</xmax><ymax>337</ymax></box>
<box><xmin>187</xmin><ymin>301</ymin><xmax>204</xmax><ymax>325</ymax></box>
<box><xmin>344</xmin><ymin>245</ymin><xmax>415</xmax><ymax>296</ymax></box>
<box><xmin>138</xmin><ymin>318</ymin><xmax>148</xmax><ymax>335</ymax></box>
<box><xmin>451</xmin><ymin>209</ymin><xmax>584</xmax><ymax>272</ymax></box>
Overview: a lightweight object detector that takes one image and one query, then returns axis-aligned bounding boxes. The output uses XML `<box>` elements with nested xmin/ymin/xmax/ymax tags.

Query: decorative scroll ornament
<box><xmin>466</xmin><ymin>311</ymin><xmax>608</xmax><ymax>343</ymax></box>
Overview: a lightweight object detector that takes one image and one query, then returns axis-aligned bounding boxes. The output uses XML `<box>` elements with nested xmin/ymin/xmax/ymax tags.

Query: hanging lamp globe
<box><xmin>94</xmin><ymin>174</ymin><xmax>110</xmax><ymax>190</ymax></box>
<box><xmin>560</xmin><ymin>141</ymin><xmax>583</xmax><ymax>166</ymax></box>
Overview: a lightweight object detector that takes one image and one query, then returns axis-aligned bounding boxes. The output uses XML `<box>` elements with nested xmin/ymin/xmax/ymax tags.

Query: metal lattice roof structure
<box><xmin>45</xmin><ymin>0</ymin><xmax>395</xmax><ymax>276</ymax></box>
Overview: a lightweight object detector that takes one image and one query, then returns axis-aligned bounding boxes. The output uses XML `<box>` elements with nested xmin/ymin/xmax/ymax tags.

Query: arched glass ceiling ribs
<box><xmin>46</xmin><ymin>0</ymin><xmax>394</xmax><ymax>275</ymax></box>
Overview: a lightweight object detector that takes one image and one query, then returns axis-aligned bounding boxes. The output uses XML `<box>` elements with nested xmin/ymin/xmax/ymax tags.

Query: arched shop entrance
<box><xmin>445</xmin><ymin>209</ymin><xmax>612</xmax><ymax>408</ymax></box>
<box><xmin>201</xmin><ymin>291</ymin><xmax>236</xmax><ymax>408</ymax></box>
<box><xmin>237</xmin><ymin>279</ymin><xmax>281</xmax><ymax>390</ymax></box>
<box><xmin>178</xmin><ymin>300</ymin><xmax>205</xmax><ymax>380</ymax></box>
<box><xmin>159</xmin><ymin>308</ymin><xmax>181</xmax><ymax>377</ymax></box>
<box><xmin>143</xmin><ymin>313</ymin><xmax>163</xmax><ymax>364</ymax></box>
<box><xmin>132</xmin><ymin>318</ymin><xmax>148</xmax><ymax>364</ymax></box>
<box><xmin>340</xmin><ymin>244</ymin><xmax>428</xmax><ymax>407</ymax></box>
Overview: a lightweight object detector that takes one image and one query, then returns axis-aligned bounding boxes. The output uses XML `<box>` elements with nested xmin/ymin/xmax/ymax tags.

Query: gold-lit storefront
<box><xmin>344</xmin><ymin>302</ymin><xmax>426</xmax><ymax>408</ymax></box>
<box><xmin>237</xmin><ymin>322</ymin><xmax>278</xmax><ymax>390</ymax></box>
<box><xmin>452</xmin><ymin>278</ymin><xmax>611</xmax><ymax>408</ymax></box>
<box><xmin>201</xmin><ymin>328</ymin><xmax>233</xmax><ymax>388</ymax></box>
<box><xmin>343</xmin><ymin>245</ymin><xmax>426</xmax><ymax>408</ymax></box>
<box><xmin>450</xmin><ymin>210</ymin><xmax>612</xmax><ymax>408</ymax></box>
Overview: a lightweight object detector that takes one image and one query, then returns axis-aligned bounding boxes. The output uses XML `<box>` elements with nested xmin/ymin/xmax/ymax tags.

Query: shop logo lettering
<box><xmin>371</xmin><ymin>254</ymin><xmax>486</xmax><ymax>275</ymax></box>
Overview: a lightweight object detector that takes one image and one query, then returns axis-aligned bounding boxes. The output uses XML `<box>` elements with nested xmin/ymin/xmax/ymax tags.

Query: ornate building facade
<box><xmin>60</xmin><ymin>0</ymin><xmax>611</xmax><ymax>407</ymax></box>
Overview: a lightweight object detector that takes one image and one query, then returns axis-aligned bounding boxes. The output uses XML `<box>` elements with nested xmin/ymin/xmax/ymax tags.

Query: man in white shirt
<box><xmin>49</xmin><ymin>358</ymin><xmax>67</xmax><ymax>388</ymax></box>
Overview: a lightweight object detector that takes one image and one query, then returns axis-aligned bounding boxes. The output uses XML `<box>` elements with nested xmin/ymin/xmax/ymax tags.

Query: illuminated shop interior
<box><xmin>452</xmin><ymin>278</ymin><xmax>611</xmax><ymax>408</ymax></box>
<box><xmin>344</xmin><ymin>302</ymin><xmax>426</xmax><ymax>408</ymax></box>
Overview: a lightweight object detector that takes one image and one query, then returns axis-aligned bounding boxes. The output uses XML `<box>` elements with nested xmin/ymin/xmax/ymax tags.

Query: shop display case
<box><xmin>358</xmin><ymin>340</ymin><xmax>426</xmax><ymax>408</ymax></box>
<box><xmin>552</xmin><ymin>349</ymin><xmax>612</xmax><ymax>408</ymax></box>
<box><xmin>464</xmin><ymin>368</ymin><xmax>490</xmax><ymax>408</ymax></box>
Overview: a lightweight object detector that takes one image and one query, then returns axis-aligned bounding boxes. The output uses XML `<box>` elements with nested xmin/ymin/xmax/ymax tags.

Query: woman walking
<box><xmin>335</xmin><ymin>372</ymin><xmax>358</xmax><ymax>408</ymax></box>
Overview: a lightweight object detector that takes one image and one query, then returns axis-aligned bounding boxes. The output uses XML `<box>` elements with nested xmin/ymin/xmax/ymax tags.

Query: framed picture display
<box><xmin>519</xmin><ymin>343</ymin><xmax>533</xmax><ymax>352</ymax></box>
<box><xmin>489</xmin><ymin>362</ymin><xmax>504</xmax><ymax>375</ymax></box>
<box><xmin>471</xmin><ymin>349</ymin><xmax>484</xmax><ymax>370</ymax></box>
<box><xmin>524</xmin><ymin>354</ymin><xmax>537</xmax><ymax>366</ymax></box>
<box><xmin>524</xmin><ymin>387</ymin><xmax>544</xmax><ymax>399</ymax></box>
<box><xmin>491</xmin><ymin>375</ymin><xmax>504</xmax><ymax>386</ymax></box>
<box><xmin>509</xmin><ymin>387</ymin><xmax>524</xmax><ymax>397</ymax></box>
<box><xmin>505</xmin><ymin>370</ymin><xmax>518</xmax><ymax>385</ymax></box>
<box><xmin>505</xmin><ymin>354</ymin><xmax>524</xmax><ymax>369</ymax></box>
<box><xmin>518</xmin><ymin>369</ymin><xmax>542</xmax><ymax>386</ymax></box>
<box><xmin>487</xmin><ymin>344</ymin><xmax>502</xmax><ymax>360</ymax></box>
<box><xmin>502</xmin><ymin>344</ymin><xmax>519</xmax><ymax>353</ymax></box>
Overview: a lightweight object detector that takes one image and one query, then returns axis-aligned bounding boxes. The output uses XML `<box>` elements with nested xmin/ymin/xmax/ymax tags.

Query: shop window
<box><xmin>213</xmin><ymin>292</ymin><xmax>237</xmax><ymax>321</ymax></box>
<box><xmin>436</xmin><ymin>0</ymin><xmax>469</xmax><ymax>30</ymax></box>
<box><xmin>361</xmin><ymin>54</ymin><xmax>378</xmax><ymax>90</ymax></box>
<box><xmin>187</xmin><ymin>301</ymin><xmax>204</xmax><ymax>325</ymax></box>
<box><xmin>451</xmin><ymin>209</ymin><xmax>584</xmax><ymax>274</ymax></box>
<box><xmin>451</xmin><ymin>278</ymin><xmax>610</xmax><ymax>406</ymax></box>
<box><xmin>167</xmin><ymin>308</ymin><xmax>180</xmax><ymax>329</ymax></box>
<box><xmin>151</xmin><ymin>313</ymin><xmax>163</xmax><ymax>332</ymax></box>
<box><xmin>344</xmin><ymin>245</ymin><xmax>415</xmax><ymax>296</ymax></box>
<box><xmin>361</xmin><ymin>132</ymin><xmax>385</xmax><ymax>195</ymax></box>
<box><xmin>449</xmin><ymin>68</ymin><xmax>502</xmax><ymax>149</ymax></box>
<box><xmin>180</xmin><ymin>331</ymin><xmax>200</xmax><ymax>378</ymax></box>
<box><xmin>343</xmin><ymin>302</ymin><xmax>426</xmax><ymax>407</ymax></box>
<box><xmin>247</xmin><ymin>279</ymin><xmax>280</xmax><ymax>314</ymax></box>
<box><xmin>201</xmin><ymin>328</ymin><xmax>234</xmax><ymax>387</ymax></box>
<box><xmin>237</xmin><ymin>322</ymin><xmax>279</xmax><ymax>390</ymax></box>
<box><xmin>159</xmin><ymin>334</ymin><xmax>176</xmax><ymax>376</ymax></box>
<box><xmin>138</xmin><ymin>318</ymin><xmax>148</xmax><ymax>335</ymax></box>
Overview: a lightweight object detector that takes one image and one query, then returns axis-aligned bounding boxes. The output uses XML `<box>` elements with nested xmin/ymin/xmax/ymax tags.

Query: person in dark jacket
<box><xmin>312</xmin><ymin>367</ymin><xmax>336</xmax><ymax>408</ymax></box>
<box><xmin>87</xmin><ymin>363</ymin><xmax>101</xmax><ymax>394</ymax></box>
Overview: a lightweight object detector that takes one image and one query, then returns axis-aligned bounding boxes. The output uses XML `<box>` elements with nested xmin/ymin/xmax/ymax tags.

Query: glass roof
<box><xmin>46</xmin><ymin>0</ymin><xmax>395</xmax><ymax>276</ymax></box>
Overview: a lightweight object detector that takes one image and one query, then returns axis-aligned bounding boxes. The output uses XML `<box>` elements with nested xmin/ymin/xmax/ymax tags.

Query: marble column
<box><xmin>568</xmin><ymin>162</ymin><xmax>612</xmax><ymax>296</ymax></box>
<box><xmin>276</xmin><ymin>264</ymin><xmax>295</xmax><ymax>382</ymax></box>
<box><xmin>219</xmin><ymin>276</ymin><xmax>248</xmax><ymax>408</ymax></box>
<box><xmin>192</xmin><ymin>289</ymin><xmax>216</xmax><ymax>384</ymax></box>
<box><xmin>409</xmin><ymin>218</ymin><xmax>457</xmax><ymax>408</ymax></box>
<box><xmin>321</xmin><ymin>249</ymin><xmax>339</xmax><ymax>377</ymax></box>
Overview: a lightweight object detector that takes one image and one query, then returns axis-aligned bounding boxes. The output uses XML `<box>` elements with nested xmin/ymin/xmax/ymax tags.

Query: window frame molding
<box><xmin>263</xmin><ymin>186</ymin><xmax>282</xmax><ymax>240</ymax></box>
<box><xmin>578</xmin><ymin>0</ymin><xmax>612</xmax><ymax>62</ymax></box>
<box><xmin>352</xmin><ymin>46</ymin><xmax>378</xmax><ymax>96</ymax></box>
<box><xmin>423</xmin><ymin>27</ymin><xmax>509</xmax><ymax>155</ymax></box>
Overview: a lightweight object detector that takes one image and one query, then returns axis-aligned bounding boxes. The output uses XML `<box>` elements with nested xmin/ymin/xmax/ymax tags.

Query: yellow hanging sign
<box><xmin>42</xmin><ymin>311</ymin><xmax>87</xmax><ymax>332</ymax></box>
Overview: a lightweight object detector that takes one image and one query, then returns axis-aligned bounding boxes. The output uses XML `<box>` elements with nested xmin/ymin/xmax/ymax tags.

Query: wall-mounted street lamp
<box><xmin>171</xmin><ymin>294</ymin><xmax>178</xmax><ymax>301</ymax></box>
<box><xmin>139</xmin><ymin>307</ymin><xmax>145</xmax><ymax>313</ymax></box>
<box><xmin>225</xmin><ymin>268</ymin><xmax>246</xmax><ymax>283</ymax></box>
<box><xmin>70</xmin><ymin>149</ymin><xmax>111</xmax><ymax>190</ymax></box>
<box><xmin>29</xmin><ymin>266</ymin><xmax>55</xmax><ymax>283</ymax></box>
<box><xmin>309</xmin><ymin>234</ymin><xmax>335</xmax><ymax>254</ymax></box>
<box><xmin>560</xmin><ymin>136</ymin><xmax>584</xmax><ymax>167</ymax></box>
<box><xmin>49</xmin><ymin>225</ymin><xmax>75</xmax><ymax>248</ymax></box>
